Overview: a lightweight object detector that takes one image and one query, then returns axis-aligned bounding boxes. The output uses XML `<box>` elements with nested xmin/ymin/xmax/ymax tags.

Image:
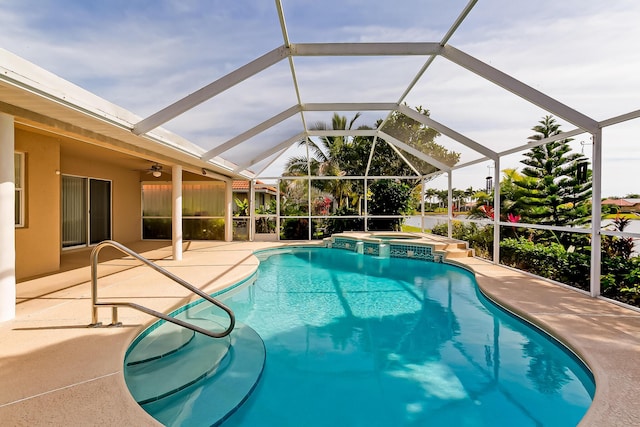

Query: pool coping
<box><xmin>0</xmin><ymin>240</ymin><xmax>639</xmax><ymax>426</ymax></box>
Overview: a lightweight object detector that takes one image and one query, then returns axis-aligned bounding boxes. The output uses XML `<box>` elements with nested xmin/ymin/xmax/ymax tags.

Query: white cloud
<box><xmin>1</xmin><ymin>0</ymin><xmax>638</xmax><ymax>196</ymax></box>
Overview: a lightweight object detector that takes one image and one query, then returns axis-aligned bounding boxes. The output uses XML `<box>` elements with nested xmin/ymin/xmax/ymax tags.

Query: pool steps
<box><xmin>125</xmin><ymin>321</ymin><xmax>195</xmax><ymax>365</ymax></box>
<box><xmin>125</xmin><ymin>319</ymin><xmax>266</xmax><ymax>425</ymax></box>
<box><xmin>125</xmin><ymin>318</ymin><xmax>231</xmax><ymax>404</ymax></box>
<box><xmin>325</xmin><ymin>232</ymin><xmax>473</xmax><ymax>261</ymax></box>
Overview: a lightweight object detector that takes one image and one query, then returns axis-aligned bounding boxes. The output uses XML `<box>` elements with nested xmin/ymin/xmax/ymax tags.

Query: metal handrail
<box><xmin>89</xmin><ymin>240</ymin><xmax>235</xmax><ymax>338</ymax></box>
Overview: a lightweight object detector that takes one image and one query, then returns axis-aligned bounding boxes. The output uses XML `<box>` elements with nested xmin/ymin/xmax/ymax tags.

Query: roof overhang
<box><xmin>0</xmin><ymin>48</ymin><xmax>252</xmax><ymax>180</ymax></box>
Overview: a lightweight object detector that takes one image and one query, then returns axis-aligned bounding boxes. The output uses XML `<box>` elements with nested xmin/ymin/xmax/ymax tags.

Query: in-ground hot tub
<box><xmin>324</xmin><ymin>231</ymin><xmax>472</xmax><ymax>262</ymax></box>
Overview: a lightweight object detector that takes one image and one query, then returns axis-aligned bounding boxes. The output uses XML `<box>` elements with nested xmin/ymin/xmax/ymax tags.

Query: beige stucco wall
<box><xmin>13</xmin><ymin>125</ymin><xmax>231</xmax><ymax>280</ymax></box>
<box><xmin>14</xmin><ymin>125</ymin><xmax>145</xmax><ymax>279</ymax></box>
<box><xmin>61</xmin><ymin>152</ymin><xmax>142</xmax><ymax>245</ymax></box>
<box><xmin>14</xmin><ymin>129</ymin><xmax>61</xmax><ymax>280</ymax></box>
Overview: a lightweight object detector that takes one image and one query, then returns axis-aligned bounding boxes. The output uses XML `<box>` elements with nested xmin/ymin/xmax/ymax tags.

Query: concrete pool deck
<box><xmin>0</xmin><ymin>239</ymin><xmax>639</xmax><ymax>426</ymax></box>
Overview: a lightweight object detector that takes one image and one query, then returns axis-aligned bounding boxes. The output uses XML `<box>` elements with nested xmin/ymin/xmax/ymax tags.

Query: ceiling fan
<box><xmin>147</xmin><ymin>163</ymin><xmax>163</xmax><ymax>178</ymax></box>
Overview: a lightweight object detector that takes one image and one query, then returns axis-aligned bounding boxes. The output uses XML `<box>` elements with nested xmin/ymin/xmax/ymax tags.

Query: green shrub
<box><xmin>500</xmin><ymin>237</ymin><xmax>567</xmax><ymax>279</ymax></box>
<box><xmin>183</xmin><ymin>218</ymin><xmax>225</xmax><ymax>240</ymax></box>
<box><xmin>143</xmin><ymin>218</ymin><xmax>226</xmax><ymax>240</ymax></box>
<box><xmin>561</xmin><ymin>251</ymin><xmax>591</xmax><ymax>291</ymax></box>
<box><xmin>433</xmin><ymin>219</ymin><xmax>639</xmax><ymax>308</ymax></box>
<box><xmin>281</xmin><ymin>218</ymin><xmax>310</xmax><ymax>240</ymax></box>
<box><xmin>142</xmin><ymin>218</ymin><xmax>171</xmax><ymax>239</ymax></box>
<box><xmin>324</xmin><ymin>206</ymin><xmax>364</xmax><ymax>234</ymax></box>
<box><xmin>255</xmin><ymin>217</ymin><xmax>276</xmax><ymax>233</ymax></box>
<box><xmin>601</xmin><ymin>255</ymin><xmax>640</xmax><ymax>305</ymax></box>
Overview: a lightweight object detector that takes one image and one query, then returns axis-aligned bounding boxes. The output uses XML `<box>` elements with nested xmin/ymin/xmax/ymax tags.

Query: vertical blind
<box><xmin>142</xmin><ymin>184</ymin><xmax>172</xmax><ymax>216</ymax></box>
<box><xmin>14</xmin><ymin>152</ymin><xmax>23</xmax><ymax>226</ymax></box>
<box><xmin>62</xmin><ymin>176</ymin><xmax>87</xmax><ymax>247</ymax></box>
<box><xmin>183</xmin><ymin>182</ymin><xmax>225</xmax><ymax>216</ymax></box>
<box><xmin>142</xmin><ymin>182</ymin><xmax>225</xmax><ymax>217</ymax></box>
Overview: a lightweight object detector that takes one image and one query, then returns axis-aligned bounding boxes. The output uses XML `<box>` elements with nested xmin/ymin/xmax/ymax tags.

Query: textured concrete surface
<box><xmin>0</xmin><ymin>239</ymin><xmax>638</xmax><ymax>426</ymax></box>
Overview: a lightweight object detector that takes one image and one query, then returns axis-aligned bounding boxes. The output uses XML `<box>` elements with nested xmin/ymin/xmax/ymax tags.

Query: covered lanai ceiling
<box><xmin>1</xmin><ymin>0</ymin><xmax>639</xmax><ymax>191</ymax></box>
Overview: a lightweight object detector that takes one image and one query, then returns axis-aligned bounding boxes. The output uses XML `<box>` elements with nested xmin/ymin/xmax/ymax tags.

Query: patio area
<box><xmin>1</xmin><ymin>1</ymin><xmax>640</xmax><ymax>425</ymax></box>
<box><xmin>0</xmin><ymin>240</ymin><xmax>638</xmax><ymax>426</ymax></box>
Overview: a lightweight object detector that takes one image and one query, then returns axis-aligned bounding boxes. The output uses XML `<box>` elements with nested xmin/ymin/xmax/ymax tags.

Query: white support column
<box><xmin>493</xmin><ymin>158</ymin><xmax>501</xmax><ymax>265</ymax></box>
<box><xmin>306</xmin><ymin>141</ymin><xmax>312</xmax><ymax>241</ymax></box>
<box><xmin>420</xmin><ymin>177</ymin><xmax>425</xmax><ymax>232</ymax></box>
<box><xmin>447</xmin><ymin>172</ymin><xmax>453</xmax><ymax>238</ymax></box>
<box><xmin>172</xmin><ymin>165</ymin><xmax>183</xmax><ymax>261</ymax></box>
<box><xmin>307</xmin><ymin>175</ymin><xmax>312</xmax><ymax>241</ymax></box>
<box><xmin>276</xmin><ymin>179</ymin><xmax>281</xmax><ymax>241</ymax></box>
<box><xmin>590</xmin><ymin>129</ymin><xmax>603</xmax><ymax>296</ymax></box>
<box><xmin>249</xmin><ymin>180</ymin><xmax>255</xmax><ymax>242</ymax></box>
<box><xmin>0</xmin><ymin>113</ymin><xmax>16</xmax><ymax>322</ymax></box>
<box><xmin>225</xmin><ymin>180</ymin><xmax>233</xmax><ymax>242</ymax></box>
<box><xmin>364</xmin><ymin>178</ymin><xmax>368</xmax><ymax>232</ymax></box>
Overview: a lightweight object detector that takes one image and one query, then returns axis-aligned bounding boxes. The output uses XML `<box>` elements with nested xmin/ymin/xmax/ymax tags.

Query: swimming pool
<box><xmin>126</xmin><ymin>247</ymin><xmax>594</xmax><ymax>426</ymax></box>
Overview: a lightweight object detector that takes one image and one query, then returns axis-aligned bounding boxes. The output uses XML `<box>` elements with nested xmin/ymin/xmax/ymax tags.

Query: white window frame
<box><xmin>15</xmin><ymin>151</ymin><xmax>24</xmax><ymax>228</ymax></box>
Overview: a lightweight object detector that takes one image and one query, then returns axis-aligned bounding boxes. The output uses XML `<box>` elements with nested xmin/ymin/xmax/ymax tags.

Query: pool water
<box><xmin>138</xmin><ymin>247</ymin><xmax>594</xmax><ymax>426</ymax></box>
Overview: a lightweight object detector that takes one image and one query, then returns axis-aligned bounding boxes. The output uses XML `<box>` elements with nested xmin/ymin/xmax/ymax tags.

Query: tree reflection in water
<box><xmin>315</xmin><ymin>263</ymin><xmax>460</xmax><ymax>370</ymax></box>
<box><xmin>523</xmin><ymin>340</ymin><xmax>571</xmax><ymax>394</ymax></box>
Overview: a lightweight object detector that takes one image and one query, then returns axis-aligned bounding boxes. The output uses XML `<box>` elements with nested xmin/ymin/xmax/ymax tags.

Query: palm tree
<box><xmin>463</xmin><ymin>186</ymin><xmax>475</xmax><ymax>211</ymax></box>
<box><xmin>424</xmin><ymin>188</ymin><xmax>438</xmax><ymax>210</ymax></box>
<box><xmin>324</xmin><ymin>171</ymin><xmax>353</xmax><ymax>209</ymax></box>
<box><xmin>452</xmin><ymin>189</ymin><xmax>465</xmax><ymax>212</ymax></box>
<box><xmin>436</xmin><ymin>189</ymin><xmax>449</xmax><ymax>209</ymax></box>
<box><xmin>284</xmin><ymin>112</ymin><xmax>362</xmax><ymax>177</ymax></box>
<box><xmin>284</xmin><ymin>113</ymin><xmax>365</xmax><ymax>212</ymax></box>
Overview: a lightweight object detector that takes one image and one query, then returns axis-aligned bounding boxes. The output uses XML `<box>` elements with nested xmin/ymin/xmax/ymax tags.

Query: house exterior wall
<box><xmin>14</xmin><ymin>127</ymin><xmax>144</xmax><ymax>280</ymax></box>
<box><xmin>61</xmin><ymin>152</ymin><xmax>142</xmax><ymax>245</ymax></box>
<box><xmin>622</xmin><ymin>201</ymin><xmax>640</xmax><ymax>213</ymax></box>
<box><xmin>256</xmin><ymin>192</ymin><xmax>275</xmax><ymax>210</ymax></box>
<box><xmin>14</xmin><ymin>129</ymin><xmax>61</xmax><ymax>279</ymax></box>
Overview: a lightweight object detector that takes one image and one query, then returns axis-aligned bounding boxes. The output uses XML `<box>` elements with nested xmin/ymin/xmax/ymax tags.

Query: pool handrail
<box><xmin>89</xmin><ymin>240</ymin><xmax>235</xmax><ymax>338</ymax></box>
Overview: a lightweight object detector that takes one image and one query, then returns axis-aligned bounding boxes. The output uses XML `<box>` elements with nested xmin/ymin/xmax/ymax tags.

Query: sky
<box><xmin>0</xmin><ymin>0</ymin><xmax>639</xmax><ymax>197</ymax></box>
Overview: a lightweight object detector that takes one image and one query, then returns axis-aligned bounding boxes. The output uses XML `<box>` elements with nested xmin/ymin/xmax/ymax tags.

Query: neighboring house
<box><xmin>601</xmin><ymin>198</ymin><xmax>640</xmax><ymax>213</ymax></box>
<box><xmin>232</xmin><ymin>180</ymin><xmax>277</xmax><ymax>215</ymax></box>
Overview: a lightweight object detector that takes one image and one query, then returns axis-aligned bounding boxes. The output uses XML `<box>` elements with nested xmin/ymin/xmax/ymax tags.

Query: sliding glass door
<box><xmin>89</xmin><ymin>179</ymin><xmax>111</xmax><ymax>244</ymax></box>
<box><xmin>62</xmin><ymin>175</ymin><xmax>111</xmax><ymax>248</ymax></box>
